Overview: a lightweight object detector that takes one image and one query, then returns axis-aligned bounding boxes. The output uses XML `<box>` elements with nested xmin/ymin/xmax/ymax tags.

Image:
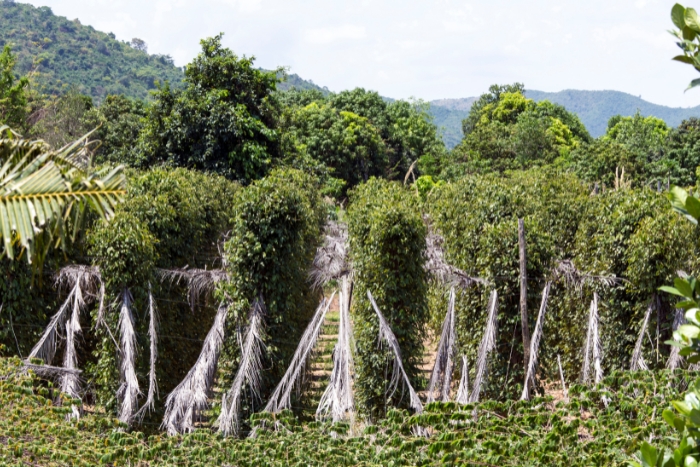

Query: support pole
<box><xmin>518</xmin><ymin>218</ymin><xmax>530</xmax><ymax>373</ymax></box>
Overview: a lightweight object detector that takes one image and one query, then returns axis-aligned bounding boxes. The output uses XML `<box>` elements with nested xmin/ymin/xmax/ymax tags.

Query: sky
<box><xmin>22</xmin><ymin>0</ymin><xmax>700</xmax><ymax>108</ymax></box>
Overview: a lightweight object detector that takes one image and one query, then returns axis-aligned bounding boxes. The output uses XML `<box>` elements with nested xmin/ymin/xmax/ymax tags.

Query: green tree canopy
<box><xmin>0</xmin><ymin>45</ymin><xmax>28</xmax><ymax>130</ymax></box>
<box><xmin>136</xmin><ymin>34</ymin><xmax>281</xmax><ymax>184</ymax></box>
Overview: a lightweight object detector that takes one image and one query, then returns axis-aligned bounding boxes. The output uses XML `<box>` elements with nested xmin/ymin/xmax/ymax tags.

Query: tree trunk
<box><xmin>518</xmin><ymin>218</ymin><xmax>530</xmax><ymax>373</ymax></box>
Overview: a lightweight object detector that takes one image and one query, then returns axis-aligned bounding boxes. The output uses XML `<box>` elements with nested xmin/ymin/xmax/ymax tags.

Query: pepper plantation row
<box><xmin>1</xmin><ymin>127</ymin><xmax>698</xmax><ymax>449</ymax></box>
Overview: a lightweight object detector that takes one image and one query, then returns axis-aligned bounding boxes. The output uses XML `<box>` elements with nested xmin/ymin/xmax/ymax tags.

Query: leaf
<box><xmin>641</xmin><ymin>443</ymin><xmax>658</xmax><ymax>467</ymax></box>
<box><xmin>684</xmin><ymin>26</ymin><xmax>698</xmax><ymax>41</ymax></box>
<box><xmin>688</xmin><ymin>77</ymin><xmax>700</xmax><ymax>92</ymax></box>
<box><xmin>686</xmin><ymin>196</ymin><xmax>700</xmax><ymax>221</ymax></box>
<box><xmin>676</xmin><ymin>278</ymin><xmax>695</xmax><ymax>298</ymax></box>
<box><xmin>687</xmin><ymin>8</ymin><xmax>700</xmax><ymax>32</ymax></box>
<box><xmin>673</xmin><ymin>4</ymin><xmax>687</xmax><ymax>30</ymax></box>
<box><xmin>674</xmin><ymin>55</ymin><xmax>696</xmax><ymax>64</ymax></box>
<box><xmin>661</xmin><ymin>286</ymin><xmax>689</xmax><ymax>298</ymax></box>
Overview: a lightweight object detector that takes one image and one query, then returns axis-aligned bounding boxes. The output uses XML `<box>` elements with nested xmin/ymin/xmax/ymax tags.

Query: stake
<box><xmin>557</xmin><ymin>355</ymin><xmax>568</xmax><ymax>402</ymax></box>
<box><xmin>518</xmin><ymin>219</ymin><xmax>530</xmax><ymax>376</ymax></box>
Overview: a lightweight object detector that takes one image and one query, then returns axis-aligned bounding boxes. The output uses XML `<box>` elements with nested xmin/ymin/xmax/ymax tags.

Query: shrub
<box><xmin>347</xmin><ymin>178</ymin><xmax>428</xmax><ymax>417</ymax></box>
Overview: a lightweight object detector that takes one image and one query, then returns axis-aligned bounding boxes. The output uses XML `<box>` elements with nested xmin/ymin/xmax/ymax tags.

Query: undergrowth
<box><xmin>0</xmin><ymin>355</ymin><xmax>693</xmax><ymax>466</ymax></box>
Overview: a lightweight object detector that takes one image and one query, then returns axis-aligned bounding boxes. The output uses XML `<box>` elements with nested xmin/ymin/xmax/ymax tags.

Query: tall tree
<box><xmin>136</xmin><ymin>34</ymin><xmax>281</xmax><ymax>184</ymax></box>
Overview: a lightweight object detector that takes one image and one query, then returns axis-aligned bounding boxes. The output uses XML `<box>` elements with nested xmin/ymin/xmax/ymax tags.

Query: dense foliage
<box><xmin>347</xmin><ymin>178</ymin><xmax>428</xmax><ymax>417</ymax></box>
<box><xmin>0</xmin><ymin>353</ymin><xmax>693</xmax><ymax>466</ymax></box>
<box><xmin>280</xmin><ymin>88</ymin><xmax>446</xmax><ymax>195</ymax></box>
<box><xmin>0</xmin><ymin>2</ymin><xmax>183</xmax><ymax>102</ymax></box>
<box><xmin>425</xmin><ymin>168</ymin><xmax>697</xmax><ymax>400</ymax></box>
<box><xmin>217</xmin><ymin>168</ymin><xmax>325</xmax><ymax>401</ymax></box>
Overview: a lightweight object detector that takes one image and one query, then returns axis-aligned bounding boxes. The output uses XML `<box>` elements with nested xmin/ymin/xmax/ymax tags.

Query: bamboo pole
<box><xmin>518</xmin><ymin>219</ymin><xmax>530</xmax><ymax>374</ymax></box>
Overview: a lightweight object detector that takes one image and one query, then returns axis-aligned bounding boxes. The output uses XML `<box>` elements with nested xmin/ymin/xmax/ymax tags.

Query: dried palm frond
<box><xmin>557</xmin><ymin>355</ymin><xmax>568</xmax><ymax>402</ymax></box>
<box><xmin>265</xmin><ymin>294</ymin><xmax>335</xmax><ymax>413</ymax></box>
<box><xmin>591</xmin><ymin>295</ymin><xmax>604</xmax><ymax>384</ymax></box>
<box><xmin>135</xmin><ymin>285</ymin><xmax>159</xmax><ymax>422</ymax></box>
<box><xmin>367</xmin><ymin>290</ymin><xmax>423</xmax><ymax>415</ymax></box>
<box><xmin>309</xmin><ymin>222</ymin><xmax>349</xmax><ymax>289</ymax></box>
<box><xmin>470</xmin><ymin>291</ymin><xmax>498</xmax><ymax>403</ymax></box>
<box><xmin>425</xmin><ymin>230</ymin><xmax>484</xmax><ymax>289</ymax></box>
<box><xmin>521</xmin><ymin>282</ymin><xmax>551</xmax><ymax>401</ymax></box>
<box><xmin>27</xmin><ymin>287</ymin><xmax>75</xmax><ymax>365</ymax></box>
<box><xmin>317</xmin><ymin>276</ymin><xmax>355</xmax><ymax>422</ymax></box>
<box><xmin>551</xmin><ymin>260</ymin><xmax>618</xmax><ymax>290</ymax></box>
<box><xmin>455</xmin><ymin>355</ymin><xmax>470</xmax><ymax>404</ymax></box>
<box><xmin>581</xmin><ymin>293</ymin><xmax>604</xmax><ymax>384</ymax></box>
<box><xmin>158</xmin><ymin>267</ymin><xmax>228</xmax><ymax>311</ymax></box>
<box><xmin>667</xmin><ymin>308</ymin><xmax>685</xmax><ymax>370</ymax></box>
<box><xmin>163</xmin><ymin>300</ymin><xmax>228</xmax><ymax>435</ymax></box>
<box><xmin>630</xmin><ymin>301</ymin><xmax>654</xmax><ymax>371</ymax></box>
<box><xmin>28</xmin><ymin>265</ymin><xmax>102</xmax><ymax>365</ymax></box>
<box><xmin>23</xmin><ymin>362</ymin><xmax>82</xmax><ymax>378</ymax></box>
<box><xmin>60</xmin><ymin>280</ymin><xmax>84</xmax><ymax>400</ymax></box>
<box><xmin>427</xmin><ymin>287</ymin><xmax>456</xmax><ymax>403</ymax></box>
<box><xmin>218</xmin><ymin>298</ymin><xmax>267</xmax><ymax>437</ymax></box>
<box><xmin>117</xmin><ymin>289</ymin><xmax>140</xmax><ymax>424</ymax></box>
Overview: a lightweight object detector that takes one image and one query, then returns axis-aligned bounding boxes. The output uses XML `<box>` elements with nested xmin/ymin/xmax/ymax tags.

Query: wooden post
<box><xmin>518</xmin><ymin>218</ymin><xmax>530</xmax><ymax>372</ymax></box>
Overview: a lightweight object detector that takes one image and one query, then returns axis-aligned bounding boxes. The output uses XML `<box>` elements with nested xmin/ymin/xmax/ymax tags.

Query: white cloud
<box><xmin>303</xmin><ymin>25</ymin><xmax>366</xmax><ymax>45</ymax></box>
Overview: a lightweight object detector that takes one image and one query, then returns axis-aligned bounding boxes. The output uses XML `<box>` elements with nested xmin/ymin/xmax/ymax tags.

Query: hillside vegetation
<box><xmin>0</xmin><ymin>2</ymin><xmax>184</xmax><ymax>101</ymax></box>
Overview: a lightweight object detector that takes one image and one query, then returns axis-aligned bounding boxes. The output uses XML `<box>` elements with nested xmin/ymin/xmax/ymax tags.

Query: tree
<box><xmin>136</xmin><ymin>34</ymin><xmax>281</xmax><ymax>184</ymax></box>
<box><xmin>28</xmin><ymin>88</ymin><xmax>93</xmax><ymax>149</ymax></box>
<box><xmin>670</xmin><ymin>3</ymin><xmax>700</xmax><ymax>89</ymax></box>
<box><xmin>0</xmin><ymin>45</ymin><xmax>28</xmax><ymax>130</ymax></box>
<box><xmin>84</xmin><ymin>94</ymin><xmax>148</xmax><ymax>166</ymax></box>
<box><xmin>461</xmin><ymin>83</ymin><xmax>525</xmax><ymax>137</ymax></box>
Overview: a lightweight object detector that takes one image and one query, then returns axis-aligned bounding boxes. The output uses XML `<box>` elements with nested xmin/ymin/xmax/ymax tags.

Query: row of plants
<box><xmin>0</xmin><ymin>351</ymin><xmax>692</xmax><ymax>466</ymax></box>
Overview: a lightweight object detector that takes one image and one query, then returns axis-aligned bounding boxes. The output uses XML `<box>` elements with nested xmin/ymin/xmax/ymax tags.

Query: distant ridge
<box><xmin>429</xmin><ymin>90</ymin><xmax>700</xmax><ymax>148</ymax></box>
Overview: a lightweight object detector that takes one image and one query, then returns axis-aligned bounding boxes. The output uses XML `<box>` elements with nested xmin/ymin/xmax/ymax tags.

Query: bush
<box><xmin>347</xmin><ymin>178</ymin><xmax>428</xmax><ymax>417</ymax></box>
<box><xmin>216</xmin><ymin>168</ymin><xmax>325</xmax><ymax>401</ymax></box>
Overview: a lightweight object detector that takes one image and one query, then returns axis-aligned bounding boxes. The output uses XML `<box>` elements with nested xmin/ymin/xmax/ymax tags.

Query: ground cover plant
<box><xmin>0</xmin><ymin>352</ymin><xmax>694</xmax><ymax>466</ymax></box>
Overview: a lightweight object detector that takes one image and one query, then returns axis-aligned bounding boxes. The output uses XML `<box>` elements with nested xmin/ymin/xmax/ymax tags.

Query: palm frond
<box><xmin>157</xmin><ymin>267</ymin><xmax>228</xmax><ymax>311</ymax></box>
<box><xmin>218</xmin><ymin>298</ymin><xmax>267</xmax><ymax>436</ymax></box>
<box><xmin>317</xmin><ymin>275</ymin><xmax>355</xmax><ymax>422</ymax></box>
<box><xmin>117</xmin><ymin>289</ymin><xmax>140</xmax><ymax>425</ymax></box>
<box><xmin>0</xmin><ymin>126</ymin><xmax>126</xmax><ymax>263</ymax></box>
<box><xmin>630</xmin><ymin>301</ymin><xmax>654</xmax><ymax>371</ymax></box>
<box><xmin>521</xmin><ymin>282</ymin><xmax>551</xmax><ymax>401</ymax></box>
<box><xmin>59</xmin><ymin>280</ymin><xmax>84</xmax><ymax>401</ymax></box>
<box><xmin>309</xmin><ymin>221</ymin><xmax>349</xmax><ymax>289</ymax></box>
<box><xmin>265</xmin><ymin>294</ymin><xmax>335</xmax><ymax>413</ymax></box>
<box><xmin>581</xmin><ymin>293</ymin><xmax>604</xmax><ymax>384</ymax></box>
<box><xmin>667</xmin><ymin>308</ymin><xmax>685</xmax><ymax>370</ymax></box>
<box><xmin>135</xmin><ymin>284</ymin><xmax>159</xmax><ymax>422</ymax></box>
<box><xmin>470</xmin><ymin>290</ymin><xmax>498</xmax><ymax>403</ymax></box>
<box><xmin>551</xmin><ymin>260</ymin><xmax>618</xmax><ymax>289</ymax></box>
<box><xmin>455</xmin><ymin>355</ymin><xmax>470</xmax><ymax>405</ymax></box>
<box><xmin>367</xmin><ymin>290</ymin><xmax>423</xmax><ymax>415</ymax></box>
<box><xmin>427</xmin><ymin>287</ymin><xmax>456</xmax><ymax>403</ymax></box>
<box><xmin>163</xmin><ymin>301</ymin><xmax>228</xmax><ymax>435</ymax></box>
<box><xmin>557</xmin><ymin>354</ymin><xmax>568</xmax><ymax>402</ymax></box>
<box><xmin>425</xmin><ymin>229</ymin><xmax>484</xmax><ymax>289</ymax></box>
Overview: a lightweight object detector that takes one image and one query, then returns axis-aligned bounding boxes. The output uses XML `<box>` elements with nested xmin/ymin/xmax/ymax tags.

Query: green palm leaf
<box><xmin>0</xmin><ymin>125</ymin><xmax>126</xmax><ymax>263</ymax></box>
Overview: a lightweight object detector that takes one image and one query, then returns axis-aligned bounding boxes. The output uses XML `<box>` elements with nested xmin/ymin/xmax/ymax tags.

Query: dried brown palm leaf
<box><xmin>630</xmin><ymin>301</ymin><xmax>654</xmax><ymax>371</ymax></box>
<box><xmin>470</xmin><ymin>291</ymin><xmax>498</xmax><ymax>403</ymax></box>
<box><xmin>309</xmin><ymin>222</ymin><xmax>350</xmax><ymax>289</ymax></box>
<box><xmin>117</xmin><ymin>289</ymin><xmax>141</xmax><ymax>424</ymax></box>
<box><xmin>521</xmin><ymin>282</ymin><xmax>552</xmax><ymax>401</ymax></box>
<box><xmin>265</xmin><ymin>294</ymin><xmax>335</xmax><ymax>413</ymax></box>
<box><xmin>158</xmin><ymin>267</ymin><xmax>228</xmax><ymax>311</ymax></box>
<box><xmin>427</xmin><ymin>287</ymin><xmax>456</xmax><ymax>403</ymax></box>
<box><xmin>367</xmin><ymin>290</ymin><xmax>423</xmax><ymax>415</ymax></box>
<box><xmin>163</xmin><ymin>300</ymin><xmax>228</xmax><ymax>435</ymax></box>
<box><xmin>135</xmin><ymin>285</ymin><xmax>159</xmax><ymax>422</ymax></box>
<box><xmin>425</xmin><ymin>229</ymin><xmax>484</xmax><ymax>289</ymax></box>
<box><xmin>218</xmin><ymin>298</ymin><xmax>266</xmax><ymax>437</ymax></box>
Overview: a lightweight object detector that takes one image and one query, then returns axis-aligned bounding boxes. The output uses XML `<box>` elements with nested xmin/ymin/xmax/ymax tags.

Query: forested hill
<box><xmin>0</xmin><ymin>2</ymin><xmax>185</xmax><ymax>102</ymax></box>
<box><xmin>430</xmin><ymin>90</ymin><xmax>700</xmax><ymax>148</ymax></box>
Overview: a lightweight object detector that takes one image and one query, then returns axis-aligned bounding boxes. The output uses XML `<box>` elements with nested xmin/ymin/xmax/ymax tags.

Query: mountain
<box><xmin>429</xmin><ymin>90</ymin><xmax>700</xmax><ymax>148</ymax></box>
<box><xmin>0</xmin><ymin>2</ymin><xmax>185</xmax><ymax>102</ymax></box>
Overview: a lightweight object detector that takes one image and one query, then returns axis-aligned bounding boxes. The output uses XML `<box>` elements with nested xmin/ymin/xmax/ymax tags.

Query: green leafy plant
<box><xmin>671</xmin><ymin>3</ymin><xmax>700</xmax><ymax>89</ymax></box>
